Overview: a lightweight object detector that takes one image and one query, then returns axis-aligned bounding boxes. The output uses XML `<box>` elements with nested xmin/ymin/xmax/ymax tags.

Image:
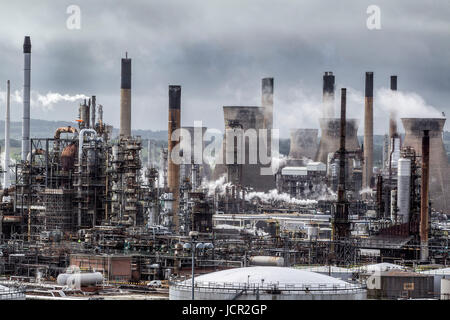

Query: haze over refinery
<box><xmin>0</xmin><ymin>0</ymin><xmax>449</xmax><ymax>136</ymax></box>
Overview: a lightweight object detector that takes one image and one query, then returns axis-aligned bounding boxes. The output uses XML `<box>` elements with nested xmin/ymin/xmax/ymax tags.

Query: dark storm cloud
<box><xmin>0</xmin><ymin>0</ymin><xmax>449</xmax><ymax>136</ymax></box>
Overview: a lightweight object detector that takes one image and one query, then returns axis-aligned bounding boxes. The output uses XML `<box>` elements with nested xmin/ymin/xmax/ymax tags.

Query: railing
<box><xmin>169</xmin><ymin>278</ymin><xmax>366</xmax><ymax>295</ymax></box>
<box><xmin>0</xmin><ymin>282</ymin><xmax>26</xmax><ymax>300</ymax></box>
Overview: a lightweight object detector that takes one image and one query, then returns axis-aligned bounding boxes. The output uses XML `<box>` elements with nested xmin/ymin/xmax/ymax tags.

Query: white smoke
<box><xmin>359</xmin><ymin>187</ymin><xmax>374</xmax><ymax>197</ymax></box>
<box><xmin>0</xmin><ymin>89</ymin><xmax>88</xmax><ymax>111</ymax></box>
<box><xmin>36</xmin><ymin>92</ymin><xmax>89</xmax><ymax>108</ymax></box>
<box><xmin>376</xmin><ymin>88</ymin><xmax>444</xmax><ymax>119</ymax></box>
<box><xmin>202</xmin><ymin>174</ymin><xmax>231</xmax><ymax>196</ymax></box>
<box><xmin>245</xmin><ymin>189</ymin><xmax>317</xmax><ymax>205</ymax></box>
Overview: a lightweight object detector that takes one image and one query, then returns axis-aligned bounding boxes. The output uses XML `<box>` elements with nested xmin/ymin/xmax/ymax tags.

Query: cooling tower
<box><xmin>315</xmin><ymin>118</ymin><xmax>361</xmax><ymax>164</ymax></box>
<box><xmin>213</xmin><ymin>106</ymin><xmax>275</xmax><ymax>191</ymax></box>
<box><xmin>401</xmin><ymin>118</ymin><xmax>450</xmax><ymax>213</ymax></box>
<box><xmin>288</xmin><ymin>128</ymin><xmax>318</xmax><ymax>160</ymax></box>
<box><xmin>120</xmin><ymin>55</ymin><xmax>132</xmax><ymax>138</ymax></box>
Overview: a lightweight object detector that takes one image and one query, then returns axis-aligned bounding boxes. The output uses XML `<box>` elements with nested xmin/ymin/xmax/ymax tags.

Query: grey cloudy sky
<box><xmin>0</xmin><ymin>0</ymin><xmax>449</xmax><ymax>137</ymax></box>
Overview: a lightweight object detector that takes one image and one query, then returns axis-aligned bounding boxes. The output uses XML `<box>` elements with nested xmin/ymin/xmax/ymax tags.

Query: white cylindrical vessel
<box><xmin>249</xmin><ymin>256</ymin><xmax>284</xmax><ymax>267</ymax></box>
<box><xmin>66</xmin><ymin>272</ymin><xmax>103</xmax><ymax>289</ymax></box>
<box><xmin>397</xmin><ymin>158</ymin><xmax>411</xmax><ymax>224</ymax></box>
<box><xmin>441</xmin><ymin>278</ymin><xmax>450</xmax><ymax>300</ymax></box>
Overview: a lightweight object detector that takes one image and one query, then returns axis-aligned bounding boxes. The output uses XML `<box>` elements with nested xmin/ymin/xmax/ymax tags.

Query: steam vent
<box><xmin>401</xmin><ymin>118</ymin><xmax>450</xmax><ymax>212</ymax></box>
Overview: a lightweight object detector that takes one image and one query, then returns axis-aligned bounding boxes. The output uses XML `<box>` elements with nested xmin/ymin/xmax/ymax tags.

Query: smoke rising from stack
<box><xmin>120</xmin><ymin>55</ymin><xmax>132</xmax><ymax>138</ymax></box>
<box><xmin>22</xmin><ymin>36</ymin><xmax>31</xmax><ymax>161</ymax></box>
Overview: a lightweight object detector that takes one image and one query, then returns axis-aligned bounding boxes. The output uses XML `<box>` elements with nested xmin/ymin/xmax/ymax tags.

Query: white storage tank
<box><xmin>397</xmin><ymin>158</ymin><xmax>411</xmax><ymax>224</ymax></box>
<box><xmin>440</xmin><ymin>278</ymin><xmax>450</xmax><ymax>300</ymax></box>
<box><xmin>249</xmin><ymin>256</ymin><xmax>284</xmax><ymax>267</ymax></box>
<box><xmin>169</xmin><ymin>266</ymin><xmax>366</xmax><ymax>300</ymax></box>
<box><xmin>62</xmin><ymin>272</ymin><xmax>103</xmax><ymax>289</ymax></box>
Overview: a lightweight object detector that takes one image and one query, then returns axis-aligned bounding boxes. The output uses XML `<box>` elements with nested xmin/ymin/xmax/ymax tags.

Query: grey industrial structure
<box><xmin>0</xmin><ymin>36</ymin><xmax>449</xmax><ymax>300</ymax></box>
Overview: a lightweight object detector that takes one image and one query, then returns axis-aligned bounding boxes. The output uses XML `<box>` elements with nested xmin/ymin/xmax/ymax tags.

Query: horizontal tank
<box><xmin>249</xmin><ymin>256</ymin><xmax>284</xmax><ymax>267</ymax></box>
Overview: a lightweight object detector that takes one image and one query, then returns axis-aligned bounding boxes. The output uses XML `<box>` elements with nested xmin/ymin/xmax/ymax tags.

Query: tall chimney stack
<box><xmin>120</xmin><ymin>54</ymin><xmax>131</xmax><ymax>138</ymax></box>
<box><xmin>420</xmin><ymin>130</ymin><xmax>430</xmax><ymax>261</ymax></box>
<box><xmin>91</xmin><ymin>95</ymin><xmax>96</xmax><ymax>129</ymax></box>
<box><xmin>389</xmin><ymin>76</ymin><xmax>398</xmax><ymax>138</ymax></box>
<box><xmin>22</xmin><ymin>36</ymin><xmax>31</xmax><ymax>161</ymax></box>
<box><xmin>168</xmin><ymin>85</ymin><xmax>181</xmax><ymax>231</ymax></box>
<box><xmin>4</xmin><ymin>80</ymin><xmax>10</xmax><ymax>188</ymax></box>
<box><xmin>322</xmin><ymin>72</ymin><xmax>335</xmax><ymax>118</ymax></box>
<box><xmin>363</xmin><ymin>72</ymin><xmax>374</xmax><ymax>189</ymax></box>
<box><xmin>333</xmin><ymin>88</ymin><xmax>350</xmax><ymax>241</ymax></box>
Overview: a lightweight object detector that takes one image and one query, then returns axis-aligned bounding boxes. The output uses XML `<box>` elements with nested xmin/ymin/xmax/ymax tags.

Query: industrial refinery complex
<box><xmin>1</xmin><ymin>5</ymin><xmax>450</xmax><ymax>303</ymax></box>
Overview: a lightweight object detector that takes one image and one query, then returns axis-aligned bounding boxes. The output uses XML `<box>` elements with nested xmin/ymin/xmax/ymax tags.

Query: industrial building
<box><xmin>0</xmin><ymin>35</ymin><xmax>449</xmax><ymax>301</ymax></box>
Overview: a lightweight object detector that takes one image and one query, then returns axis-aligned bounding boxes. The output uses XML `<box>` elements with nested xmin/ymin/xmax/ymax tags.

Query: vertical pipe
<box><xmin>338</xmin><ymin>88</ymin><xmax>347</xmax><ymax>203</ymax></box>
<box><xmin>4</xmin><ymin>80</ymin><xmax>10</xmax><ymax>188</ymax></box>
<box><xmin>120</xmin><ymin>55</ymin><xmax>132</xmax><ymax>138</ymax></box>
<box><xmin>363</xmin><ymin>72</ymin><xmax>374</xmax><ymax>189</ymax></box>
<box><xmin>420</xmin><ymin>130</ymin><xmax>430</xmax><ymax>261</ymax></box>
<box><xmin>91</xmin><ymin>95</ymin><xmax>96</xmax><ymax>129</ymax></box>
<box><xmin>168</xmin><ymin>85</ymin><xmax>181</xmax><ymax>231</ymax></box>
<box><xmin>148</xmin><ymin>139</ymin><xmax>152</xmax><ymax>168</ymax></box>
<box><xmin>98</xmin><ymin>104</ymin><xmax>103</xmax><ymax>125</ymax></box>
<box><xmin>322</xmin><ymin>72</ymin><xmax>335</xmax><ymax>118</ymax></box>
<box><xmin>22</xmin><ymin>36</ymin><xmax>31</xmax><ymax>161</ymax></box>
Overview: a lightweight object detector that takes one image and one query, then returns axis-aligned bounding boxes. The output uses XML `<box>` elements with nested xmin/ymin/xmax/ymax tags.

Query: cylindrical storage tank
<box><xmin>66</xmin><ymin>272</ymin><xmax>103</xmax><ymax>289</ymax></box>
<box><xmin>56</xmin><ymin>273</ymin><xmax>71</xmax><ymax>285</ymax></box>
<box><xmin>397</xmin><ymin>158</ymin><xmax>411</xmax><ymax>224</ymax></box>
<box><xmin>441</xmin><ymin>278</ymin><xmax>450</xmax><ymax>300</ymax></box>
<box><xmin>249</xmin><ymin>256</ymin><xmax>284</xmax><ymax>267</ymax></box>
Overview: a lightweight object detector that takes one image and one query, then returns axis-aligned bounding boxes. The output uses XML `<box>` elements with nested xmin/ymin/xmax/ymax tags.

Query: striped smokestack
<box><xmin>322</xmin><ymin>72</ymin><xmax>335</xmax><ymax>118</ymax></box>
<box><xmin>389</xmin><ymin>75</ymin><xmax>398</xmax><ymax>138</ymax></box>
<box><xmin>420</xmin><ymin>130</ymin><xmax>430</xmax><ymax>261</ymax></box>
<box><xmin>363</xmin><ymin>72</ymin><xmax>374</xmax><ymax>189</ymax></box>
<box><xmin>168</xmin><ymin>85</ymin><xmax>181</xmax><ymax>231</ymax></box>
<box><xmin>4</xmin><ymin>80</ymin><xmax>10</xmax><ymax>188</ymax></box>
<box><xmin>120</xmin><ymin>54</ymin><xmax>132</xmax><ymax>138</ymax></box>
<box><xmin>22</xmin><ymin>36</ymin><xmax>31</xmax><ymax>161</ymax></box>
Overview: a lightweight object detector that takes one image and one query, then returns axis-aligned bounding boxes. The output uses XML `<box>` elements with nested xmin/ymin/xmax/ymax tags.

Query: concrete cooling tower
<box><xmin>288</xmin><ymin>128</ymin><xmax>319</xmax><ymax>160</ymax></box>
<box><xmin>401</xmin><ymin>118</ymin><xmax>450</xmax><ymax>213</ymax></box>
<box><xmin>315</xmin><ymin>118</ymin><xmax>361</xmax><ymax>164</ymax></box>
<box><xmin>213</xmin><ymin>106</ymin><xmax>276</xmax><ymax>191</ymax></box>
